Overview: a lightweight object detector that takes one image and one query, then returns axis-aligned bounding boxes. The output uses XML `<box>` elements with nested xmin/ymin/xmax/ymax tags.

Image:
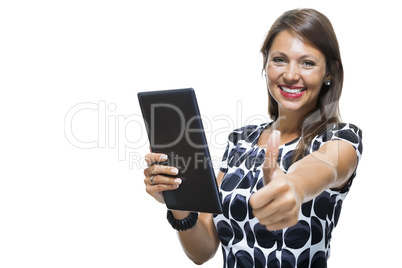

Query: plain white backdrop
<box><xmin>0</xmin><ymin>0</ymin><xmax>400</xmax><ymax>267</ymax></box>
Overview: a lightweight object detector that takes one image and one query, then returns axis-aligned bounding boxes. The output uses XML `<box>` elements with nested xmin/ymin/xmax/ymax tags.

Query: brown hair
<box><xmin>260</xmin><ymin>8</ymin><xmax>343</xmax><ymax>162</ymax></box>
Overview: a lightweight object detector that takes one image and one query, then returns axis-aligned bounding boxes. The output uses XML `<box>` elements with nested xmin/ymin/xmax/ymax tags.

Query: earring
<box><xmin>324</xmin><ymin>80</ymin><xmax>331</xmax><ymax>86</ymax></box>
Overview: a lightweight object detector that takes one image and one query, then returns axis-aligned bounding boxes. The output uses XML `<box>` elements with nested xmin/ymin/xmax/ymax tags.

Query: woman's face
<box><xmin>266</xmin><ymin>30</ymin><xmax>329</xmax><ymax>117</ymax></box>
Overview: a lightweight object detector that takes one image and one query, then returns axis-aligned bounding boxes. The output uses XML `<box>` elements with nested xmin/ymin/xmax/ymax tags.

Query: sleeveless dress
<box><xmin>212</xmin><ymin>122</ymin><xmax>363</xmax><ymax>268</ymax></box>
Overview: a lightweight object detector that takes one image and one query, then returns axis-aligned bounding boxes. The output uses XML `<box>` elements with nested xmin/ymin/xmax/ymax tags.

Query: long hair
<box><xmin>260</xmin><ymin>8</ymin><xmax>343</xmax><ymax>163</ymax></box>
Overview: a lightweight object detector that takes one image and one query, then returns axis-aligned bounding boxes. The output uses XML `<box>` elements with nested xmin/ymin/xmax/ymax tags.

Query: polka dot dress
<box><xmin>213</xmin><ymin>122</ymin><xmax>363</xmax><ymax>268</ymax></box>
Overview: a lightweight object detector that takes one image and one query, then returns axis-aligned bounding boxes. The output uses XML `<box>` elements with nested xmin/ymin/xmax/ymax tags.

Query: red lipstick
<box><xmin>279</xmin><ymin>85</ymin><xmax>306</xmax><ymax>99</ymax></box>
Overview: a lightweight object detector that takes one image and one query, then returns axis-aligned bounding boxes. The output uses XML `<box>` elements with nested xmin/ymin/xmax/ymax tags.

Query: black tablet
<box><xmin>138</xmin><ymin>88</ymin><xmax>222</xmax><ymax>214</ymax></box>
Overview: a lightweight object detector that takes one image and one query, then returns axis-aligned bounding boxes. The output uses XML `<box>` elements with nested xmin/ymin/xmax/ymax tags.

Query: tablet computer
<box><xmin>138</xmin><ymin>88</ymin><xmax>223</xmax><ymax>214</ymax></box>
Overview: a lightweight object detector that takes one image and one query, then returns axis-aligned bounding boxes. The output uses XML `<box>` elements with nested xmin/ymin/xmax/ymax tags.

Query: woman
<box><xmin>143</xmin><ymin>8</ymin><xmax>362</xmax><ymax>267</ymax></box>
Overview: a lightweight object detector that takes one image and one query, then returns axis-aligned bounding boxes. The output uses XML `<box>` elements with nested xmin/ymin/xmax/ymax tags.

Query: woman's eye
<box><xmin>302</xmin><ymin>61</ymin><xmax>315</xmax><ymax>67</ymax></box>
<box><xmin>273</xmin><ymin>57</ymin><xmax>286</xmax><ymax>64</ymax></box>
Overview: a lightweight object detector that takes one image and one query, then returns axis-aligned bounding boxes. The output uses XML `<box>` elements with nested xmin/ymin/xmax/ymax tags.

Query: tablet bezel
<box><xmin>138</xmin><ymin>88</ymin><xmax>223</xmax><ymax>214</ymax></box>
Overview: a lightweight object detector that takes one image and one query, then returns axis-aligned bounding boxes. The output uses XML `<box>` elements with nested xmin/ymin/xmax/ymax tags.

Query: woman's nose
<box><xmin>283</xmin><ymin>63</ymin><xmax>301</xmax><ymax>82</ymax></box>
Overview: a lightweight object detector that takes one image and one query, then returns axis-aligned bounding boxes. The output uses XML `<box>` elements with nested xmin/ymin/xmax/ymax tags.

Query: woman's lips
<box><xmin>279</xmin><ymin>85</ymin><xmax>306</xmax><ymax>99</ymax></box>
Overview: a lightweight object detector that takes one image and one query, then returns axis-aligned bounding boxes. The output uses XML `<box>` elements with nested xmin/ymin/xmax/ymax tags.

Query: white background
<box><xmin>0</xmin><ymin>0</ymin><xmax>400</xmax><ymax>267</ymax></box>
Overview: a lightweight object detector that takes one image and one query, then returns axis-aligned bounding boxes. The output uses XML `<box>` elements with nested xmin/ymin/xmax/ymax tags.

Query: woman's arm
<box><xmin>171</xmin><ymin>212</ymin><xmax>219</xmax><ymax>264</ymax></box>
<box><xmin>287</xmin><ymin>139</ymin><xmax>357</xmax><ymax>201</ymax></box>
<box><xmin>172</xmin><ymin>171</ymin><xmax>224</xmax><ymax>265</ymax></box>
<box><xmin>249</xmin><ymin>131</ymin><xmax>358</xmax><ymax>231</ymax></box>
<box><xmin>143</xmin><ymin>153</ymin><xmax>223</xmax><ymax>265</ymax></box>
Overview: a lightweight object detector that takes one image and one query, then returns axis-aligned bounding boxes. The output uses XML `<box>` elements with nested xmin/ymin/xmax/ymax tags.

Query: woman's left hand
<box><xmin>249</xmin><ymin>130</ymin><xmax>304</xmax><ymax>231</ymax></box>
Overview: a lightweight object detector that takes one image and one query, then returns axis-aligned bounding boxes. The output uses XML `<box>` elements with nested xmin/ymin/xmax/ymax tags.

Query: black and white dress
<box><xmin>213</xmin><ymin>122</ymin><xmax>363</xmax><ymax>268</ymax></box>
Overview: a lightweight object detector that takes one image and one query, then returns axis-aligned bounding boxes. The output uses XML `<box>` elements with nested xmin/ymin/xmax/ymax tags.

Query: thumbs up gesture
<box><xmin>262</xmin><ymin>130</ymin><xmax>281</xmax><ymax>186</ymax></box>
<box><xmin>249</xmin><ymin>130</ymin><xmax>303</xmax><ymax>231</ymax></box>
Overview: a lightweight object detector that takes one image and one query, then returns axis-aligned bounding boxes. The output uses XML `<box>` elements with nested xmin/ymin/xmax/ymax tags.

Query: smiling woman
<box><xmin>265</xmin><ymin>30</ymin><xmax>328</xmax><ymax>115</ymax></box>
<box><xmin>142</xmin><ymin>8</ymin><xmax>362</xmax><ymax>268</ymax></box>
<box><xmin>260</xmin><ymin>9</ymin><xmax>344</xmax><ymax>163</ymax></box>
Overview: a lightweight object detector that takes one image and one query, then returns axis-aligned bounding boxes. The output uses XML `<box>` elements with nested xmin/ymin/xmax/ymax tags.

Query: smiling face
<box><xmin>266</xmin><ymin>30</ymin><xmax>329</xmax><ymax>118</ymax></box>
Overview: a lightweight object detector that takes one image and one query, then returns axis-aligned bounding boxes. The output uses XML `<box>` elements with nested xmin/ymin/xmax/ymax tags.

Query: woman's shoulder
<box><xmin>313</xmin><ymin>122</ymin><xmax>363</xmax><ymax>156</ymax></box>
<box><xmin>320</xmin><ymin>122</ymin><xmax>362</xmax><ymax>141</ymax></box>
<box><xmin>228</xmin><ymin>122</ymin><xmax>270</xmax><ymax>145</ymax></box>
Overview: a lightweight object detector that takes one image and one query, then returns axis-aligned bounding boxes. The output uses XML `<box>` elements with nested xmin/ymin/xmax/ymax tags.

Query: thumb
<box><xmin>263</xmin><ymin>130</ymin><xmax>281</xmax><ymax>185</ymax></box>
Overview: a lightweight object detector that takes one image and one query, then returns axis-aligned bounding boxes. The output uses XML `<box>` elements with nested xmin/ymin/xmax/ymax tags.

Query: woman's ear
<box><xmin>323</xmin><ymin>73</ymin><xmax>332</xmax><ymax>86</ymax></box>
<box><xmin>325</xmin><ymin>60</ymin><xmax>339</xmax><ymax>81</ymax></box>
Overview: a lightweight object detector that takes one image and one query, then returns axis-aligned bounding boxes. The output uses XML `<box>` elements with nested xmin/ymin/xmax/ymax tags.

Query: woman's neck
<box><xmin>273</xmin><ymin>111</ymin><xmax>304</xmax><ymax>136</ymax></box>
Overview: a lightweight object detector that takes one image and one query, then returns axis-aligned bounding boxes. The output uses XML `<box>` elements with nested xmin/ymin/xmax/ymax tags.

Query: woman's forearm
<box><xmin>172</xmin><ymin>211</ymin><xmax>220</xmax><ymax>265</ymax></box>
<box><xmin>286</xmin><ymin>140</ymin><xmax>358</xmax><ymax>202</ymax></box>
<box><xmin>169</xmin><ymin>171</ymin><xmax>224</xmax><ymax>264</ymax></box>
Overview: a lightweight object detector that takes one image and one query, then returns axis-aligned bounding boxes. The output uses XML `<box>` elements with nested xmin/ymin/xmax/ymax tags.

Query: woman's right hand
<box><xmin>143</xmin><ymin>153</ymin><xmax>182</xmax><ymax>204</ymax></box>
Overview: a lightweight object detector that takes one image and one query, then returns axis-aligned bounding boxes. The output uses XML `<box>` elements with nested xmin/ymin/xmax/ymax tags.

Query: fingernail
<box><xmin>174</xmin><ymin>178</ymin><xmax>182</xmax><ymax>185</ymax></box>
<box><xmin>171</xmin><ymin>168</ymin><xmax>179</xmax><ymax>175</ymax></box>
<box><xmin>159</xmin><ymin>155</ymin><xmax>168</xmax><ymax>161</ymax></box>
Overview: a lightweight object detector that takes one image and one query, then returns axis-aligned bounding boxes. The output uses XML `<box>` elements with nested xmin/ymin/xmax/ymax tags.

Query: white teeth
<box><xmin>280</xmin><ymin>86</ymin><xmax>305</xmax><ymax>94</ymax></box>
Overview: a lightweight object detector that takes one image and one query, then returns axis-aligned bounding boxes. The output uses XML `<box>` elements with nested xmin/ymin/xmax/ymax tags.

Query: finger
<box><xmin>144</xmin><ymin>153</ymin><xmax>168</xmax><ymax>167</ymax></box>
<box><xmin>253</xmin><ymin>198</ymin><xmax>298</xmax><ymax>228</ymax></box>
<box><xmin>264</xmin><ymin>217</ymin><xmax>298</xmax><ymax>231</ymax></box>
<box><xmin>249</xmin><ymin>185</ymin><xmax>275</xmax><ymax>210</ymax></box>
<box><xmin>252</xmin><ymin>190</ymin><xmax>295</xmax><ymax>217</ymax></box>
<box><xmin>264</xmin><ymin>130</ymin><xmax>280</xmax><ymax>170</ymax></box>
<box><xmin>249</xmin><ymin>175</ymin><xmax>288</xmax><ymax>210</ymax></box>
<box><xmin>144</xmin><ymin>163</ymin><xmax>179</xmax><ymax>177</ymax></box>
<box><xmin>252</xmin><ymin>202</ymin><xmax>279</xmax><ymax>220</ymax></box>
<box><xmin>263</xmin><ymin>130</ymin><xmax>281</xmax><ymax>185</ymax></box>
<box><xmin>145</xmin><ymin>183</ymin><xmax>179</xmax><ymax>203</ymax></box>
<box><xmin>263</xmin><ymin>205</ymin><xmax>299</xmax><ymax>230</ymax></box>
<box><xmin>144</xmin><ymin>174</ymin><xmax>182</xmax><ymax>187</ymax></box>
